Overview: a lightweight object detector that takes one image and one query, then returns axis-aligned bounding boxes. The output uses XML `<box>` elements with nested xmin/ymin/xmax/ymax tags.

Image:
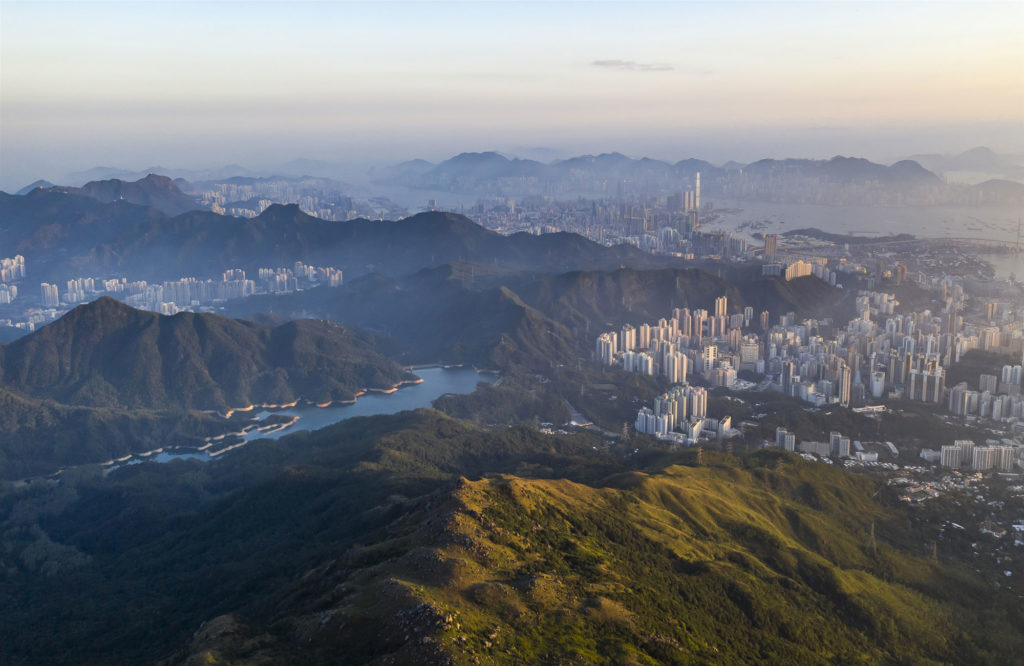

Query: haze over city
<box><xmin>2</xmin><ymin>0</ymin><xmax>1022</xmax><ymax>190</ymax></box>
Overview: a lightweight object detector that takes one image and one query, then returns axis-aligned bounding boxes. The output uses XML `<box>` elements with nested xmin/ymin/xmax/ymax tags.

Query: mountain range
<box><xmin>378</xmin><ymin>151</ymin><xmax>940</xmax><ymax>187</ymax></box>
<box><xmin>42</xmin><ymin>173</ymin><xmax>202</xmax><ymax>216</ymax></box>
<box><xmin>63</xmin><ymin>164</ymin><xmax>256</xmax><ymax>187</ymax></box>
<box><xmin>0</xmin><ymin>185</ymin><xmax>665</xmax><ymax>282</ymax></box>
<box><xmin>376</xmin><ymin>151</ymin><xmax>721</xmax><ymax>193</ymax></box>
<box><xmin>905</xmin><ymin>146</ymin><xmax>1024</xmax><ymax>183</ymax></box>
<box><xmin>221</xmin><ymin>263</ymin><xmax>848</xmax><ymax>373</ymax></box>
<box><xmin>374</xmin><ymin>150</ymin><xmax>1023</xmax><ymax>204</ymax></box>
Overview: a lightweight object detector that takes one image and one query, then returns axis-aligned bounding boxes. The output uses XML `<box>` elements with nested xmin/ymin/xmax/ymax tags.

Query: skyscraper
<box><xmin>40</xmin><ymin>282</ymin><xmax>59</xmax><ymax>307</ymax></box>
<box><xmin>701</xmin><ymin>344</ymin><xmax>718</xmax><ymax>373</ymax></box>
<box><xmin>714</xmin><ymin>295</ymin><xmax>728</xmax><ymax>318</ymax></box>
<box><xmin>782</xmin><ymin>360</ymin><xmax>796</xmax><ymax>395</ymax></box>
<box><xmin>839</xmin><ymin>364</ymin><xmax>852</xmax><ymax>407</ymax></box>
<box><xmin>620</xmin><ymin>324</ymin><xmax>637</xmax><ymax>353</ymax></box>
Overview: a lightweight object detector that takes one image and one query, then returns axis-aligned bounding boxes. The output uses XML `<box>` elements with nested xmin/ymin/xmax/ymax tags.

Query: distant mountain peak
<box><xmin>262</xmin><ymin>202</ymin><xmax>303</xmax><ymax>214</ymax></box>
<box><xmin>59</xmin><ymin>295</ymin><xmax>153</xmax><ymax>325</ymax></box>
<box><xmin>86</xmin><ymin>294</ymin><xmax>130</xmax><ymax>309</ymax></box>
<box><xmin>138</xmin><ymin>173</ymin><xmax>177</xmax><ymax>187</ymax></box>
<box><xmin>14</xmin><ymin>179</ymin><xmax>55</xmax><ymax>195</ymax></box>
<box><xmin>255</xmin><ymin>202</ymin><xmax>314</xmax><ymax>223</ymax></box>
<box><xmin>957</xmin><ymin>146</ymin><xmax>996</xmax><ymax>159</ymax></box>
<box><xmin>50</xmin><ymin>174</ymin><xmax>203</xmax><ymax>216</ymax></box>
<box><xmin>448</xmin><ymin>151</ymin><xmax>510</xmax><ymax>163</ymax></box>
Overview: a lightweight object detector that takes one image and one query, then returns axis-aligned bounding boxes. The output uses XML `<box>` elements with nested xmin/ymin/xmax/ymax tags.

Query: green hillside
<box><xmin>3</xmin><ymin>410</ymin><xmax>1016</xmax><ymax>664</ymax></box>
<box><xmin>0</xmin><ymin>297</ymin><xmax>415</xmax><ymax>411</ymax></box>
<box><xmin>179</xmin><ymin>444</ymin><xmax>1017</xmax><ymax>664</ymax></box>
<box><xmin>221</xmin><ymin>264</ymin><xmax>848</xmax><ymax>373</ymax></box>
<box><xmin>0</xmin><ymin>387</ymin><xmax>232</xmax><ymax>479</ymax></box>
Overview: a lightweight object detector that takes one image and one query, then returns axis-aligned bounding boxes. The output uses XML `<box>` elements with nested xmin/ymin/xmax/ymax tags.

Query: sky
<box><xmin>1</xmin><ymin>0</ymin><xmax>1022</xmax><ymax>189</ymax></box>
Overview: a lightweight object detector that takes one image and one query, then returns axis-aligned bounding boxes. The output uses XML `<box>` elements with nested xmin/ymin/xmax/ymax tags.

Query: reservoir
<box><xmin>241</xmin><ymin>366</ymin><xmax>495</xmax><ymax>441</ymax></box>
<box><xmin>119</xmin><ymin>366</ymin><xmax>494</xmax><ymax>465</ymax></box>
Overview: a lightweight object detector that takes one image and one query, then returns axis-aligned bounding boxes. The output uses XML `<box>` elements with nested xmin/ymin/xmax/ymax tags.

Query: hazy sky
<box><xmin>1</xmin><ymin>1</ymin><xmax>1022</xmax><ymax>189</ymax></box>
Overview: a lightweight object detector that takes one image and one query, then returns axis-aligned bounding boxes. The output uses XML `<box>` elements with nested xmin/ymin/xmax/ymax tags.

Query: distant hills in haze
<box><xmin>741</xmin><ymin>156</ymin><xmax>940</xmax><ymax>184</ymax></box>
<box><xmin>63</xmin><ymin>164</ymin><xmax>256</xmax><ymax>187</ymax></box>
<box><xmin>16</xmin><ymin>147</ymin><xmax>1020</xmax><ymax>214</ymax></box>
<box><xmin>905</xmin><ymin>146</ymin><xmax>1024</xmax><ymax>184</ymax></box>
<box><xmin>374</xmin><ymin>151</ymin><xmax>718</xmax><ymax>194</ymax></box>
<box><xmin>3</xmin><ymin>153</ymin><xmax>1020</xmax><ymax>288</ymax></box>
<box><xmin>14</xmin><ymin>179</ymin><xmax>55</xmax><ymax>195</ymax></box>
<box><xmin>0</xmin><ymin>185</ymin><xmax>665</xmax><ymax>282</ymax></box>
<box><xmin>45</xmin><ymin>173</ymin><xmax>203</xmax><ymax>216</ymax></box>
<box><xmin>372</xmin><ymin>150</ymin><xmax>1023</xmax><ymax>205</ymax></box>
<box><xmin>379</xmin><ymin>151</ymin><xmax>937</xmax><ymax>186</ymax></box>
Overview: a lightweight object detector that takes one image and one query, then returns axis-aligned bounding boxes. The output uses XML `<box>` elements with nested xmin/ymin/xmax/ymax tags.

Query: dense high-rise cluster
<box><xmin>28</xmin><ymin>264</ymin><xmax>345</xmax><ymax>325</ymax></box>
<box><xmin>633</xmin><ymin>384</ymin><xmax>728</xmax><ymax>443</ymax></box>
<box><xmin>0</xmin><ymin>255</ymin><xmax>25</xmax><ymax>304</ymax></box>
<box><xmin>596</xmin><ymin>275</ymin><xmax>1024</xmax><ymax>456</ymax></box>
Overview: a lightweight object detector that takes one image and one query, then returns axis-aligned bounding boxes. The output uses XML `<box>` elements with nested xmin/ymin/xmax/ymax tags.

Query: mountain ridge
<box><xmin>4</xmin><ymin>409</ymin><xmax>1013</xmax><ymax>664</ymax></box>
<box><xmin>0</xmin><ymin>297</ymin><xmax>414</xmax><ymax>411</ymax></box>
<box><xmin>42</xmin><ymin>173</ymin><xmax>202</xmax><ymax>216</ymax></box>
<box><xmin>0</xmin><ymin>192</ymin><xmax>667</xmax><ymax>281</ymax></box>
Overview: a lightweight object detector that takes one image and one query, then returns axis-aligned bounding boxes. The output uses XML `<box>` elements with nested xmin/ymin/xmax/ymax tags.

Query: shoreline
<box><xmin>200</xmin><ymin>374</ymin><xmax>433</xmax><ymax>452</ymax></box>
<box><xmin>405</xmin><ymin>362</ymin><xmax>501</xmax><ymax>375</ymax></box>
<box><xmin>193</xmin><ymin>367</ymin><xmax>499</xmax><ymax>456</ymax></box>
<box><xmin>216</xmin><ymin>375</ymin><xmax>426</xmax><ymax>418</ymax></box>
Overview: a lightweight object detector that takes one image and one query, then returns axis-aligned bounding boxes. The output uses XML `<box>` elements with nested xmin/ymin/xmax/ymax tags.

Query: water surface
<box><xmin>241</xmin><ymin>366</ymin><xmax>494</xmax><ymax>441</ymax></box>
<box><xmin>117</xmin><ymin>367</ymin><xmax>494</xmax><ymax>465</ymax></box>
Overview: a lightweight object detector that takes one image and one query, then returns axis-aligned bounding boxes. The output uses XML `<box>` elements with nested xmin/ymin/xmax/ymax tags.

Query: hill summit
<box><xmin>41</xmin><ymin>173</ymin><xmax>201</xmax><ymax>216</ymax></box>
<box><xmin>0</xmin><ymin>297</ymin><xmax>414</xmax><ymax>411</ymax></box>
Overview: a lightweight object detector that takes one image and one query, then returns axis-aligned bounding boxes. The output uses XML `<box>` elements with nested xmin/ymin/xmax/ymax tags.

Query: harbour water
<box><xmin>704</xmin><ymin>200</ymin><xmax>1021</xmax><ymax>244</ymax></box>
<box><xmin>980</xmin><ymin>253</ymin><xmax>1024</xmax><ymax>281</ymax></box>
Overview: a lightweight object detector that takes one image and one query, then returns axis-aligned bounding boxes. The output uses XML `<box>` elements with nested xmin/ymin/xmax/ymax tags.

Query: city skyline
<box><xmin>2</xmin><ymin>1</ymin><xmax>1022</xmax><ymax>190</ymax></box>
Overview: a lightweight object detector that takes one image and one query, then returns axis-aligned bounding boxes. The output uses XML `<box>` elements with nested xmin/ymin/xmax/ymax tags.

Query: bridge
<box><xmin>857</xmin><ymin>236</ymin><xmax>1018</xmax><ymax>252</ymax></box>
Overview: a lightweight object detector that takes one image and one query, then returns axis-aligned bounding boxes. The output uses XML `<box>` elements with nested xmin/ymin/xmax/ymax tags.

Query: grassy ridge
<box><xmin>115</xmin><ymin>415</ymin><xmax>1015</xmax><ymax>665</ymax></box>
<box><xmin>1</xmin><ymin>410</ymin><xmax>1018</xmax><ymax>663</ymax></box>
